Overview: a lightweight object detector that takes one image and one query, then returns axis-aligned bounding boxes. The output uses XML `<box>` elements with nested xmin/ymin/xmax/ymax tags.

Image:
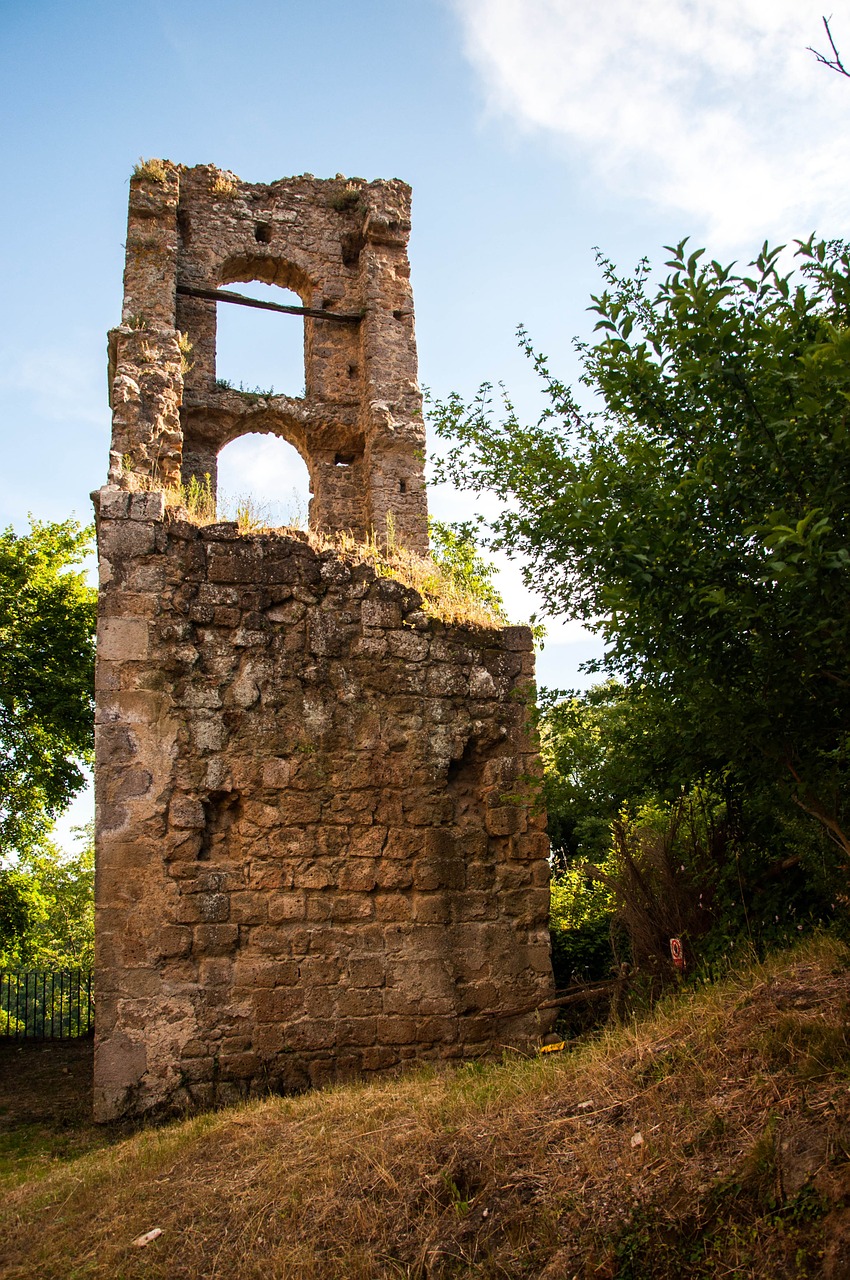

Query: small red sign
<box><xmin>670</xmin><ymin>937</ymin><xmax>685</xmax><ymax>970</ymax></box>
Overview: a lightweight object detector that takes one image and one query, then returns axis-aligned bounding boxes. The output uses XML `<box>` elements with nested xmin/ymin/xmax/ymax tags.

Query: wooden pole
<box><xmin>478</xmin><ymin>979</ymin><xmax>619</xmax><ymax>1020</ymax></box>
<box><xmin>176</xmin><ymin>283</ymin><xmax>362</xmax><ymax>324</ymax></box>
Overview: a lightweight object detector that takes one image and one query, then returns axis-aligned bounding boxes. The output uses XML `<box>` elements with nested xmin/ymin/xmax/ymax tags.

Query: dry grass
<box><xmin>308</xmin><ymin>525</ymin><xmax>504</xmax><ymax>629</ymax></box>
<box><xmin>210</xmin><ymin>168</ymin><xmax>239</xmax><ymax>198</ymax></box>
<box><xmin>155</xmin><ymin>486</ymin><xmax>504</xmax><ymax>629</ymax></box>
<box><xmin>176</xmin><ymin>331</ymin><xmax>193</xmax><ymax>377</ymax></box>
<box><xmin>125</xmin><ymin>466</ymin><xmax>503</xmax><ymax>628</ymax></box>
<box><xmin>132</xmin><ymin>158</ymin><xmax>170</xmax><ymax>186</ymax></box>
<box><xmin>2</xmin><ymin>937</ymin><xmax>849</xmax><ymax>1278</ymax></box>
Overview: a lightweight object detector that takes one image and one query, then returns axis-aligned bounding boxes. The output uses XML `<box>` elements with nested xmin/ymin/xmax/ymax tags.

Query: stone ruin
<box><xmin>93</xmin><ymin>162</ymin><xmax>555</xmax><ymax>1121</ymax></box>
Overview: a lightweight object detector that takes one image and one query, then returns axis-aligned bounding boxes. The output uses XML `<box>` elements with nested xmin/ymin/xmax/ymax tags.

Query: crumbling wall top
<box><xmin>110</xmin><ymin>160</ymin><xmax>429</xmax><ymax>552</ymax></box>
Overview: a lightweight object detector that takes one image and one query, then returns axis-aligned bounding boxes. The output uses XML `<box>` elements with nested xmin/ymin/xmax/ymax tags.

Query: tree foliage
<box><xmin>432</xmin><ymin>236</ymin><xmax>850</xmax><ymax>860</ymax></box>
<box><xmin>0</xmin><ymin>518</ymin><xmax>96</xmax><ymax>855</ymax></box>
<box><xmin>539</xmin><ymin>679</ymin><xmax>687</xmax><ymax>866</ymax></box>
<box><xmin>0</xmin><ymin>829</ymin><xmax>94</xmax><ymax>969</ymax></box>
<box><xmin>542</xmin><ymin>680</ymin><xmax>841</xmax><ymax>980</ymax></box>
<box><xmin>429</xmin><ymin>518</ymin><xmax>507</xmax><ymax>619</ymax></box>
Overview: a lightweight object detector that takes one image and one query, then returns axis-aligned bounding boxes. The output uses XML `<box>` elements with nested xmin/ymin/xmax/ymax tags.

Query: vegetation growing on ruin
<box><xmin>155</xmin><ymin>478</ymin><xmax>508</xmax><ymax>628</ymax></box>
<box><xmin>330</xmin><ymin>182</ymin><xmax>365</xmax><ymax>214</ymax></box>
<box><xmin>131</xmin><ymin>157</ymin><xmax>170</xmax><ymax>186</ymax></box>
<box><xmin>176</xmin><ymin>330</ymin><xmax>193</xmax><ymax>376</ymax></box>
<box><xmin>209</xmin><ymin>167</ymin><xmax>239</xmax><ymax>198</ymax></box>
<box><xmin>309</xmin><ymin>520</ymin><xmax>508</xmax><ymax>628</ymax></box>
<box><xmin>1</xmin><ymin>936</ymin><xmax>848</xmax><ymax>1278</ymax></box>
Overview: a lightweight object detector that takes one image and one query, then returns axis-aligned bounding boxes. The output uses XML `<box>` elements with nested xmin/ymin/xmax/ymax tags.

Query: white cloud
<box><xmin>450</xmin><ymin>0</ymin><xmax>850</xmax><ymax>245</ymax></box>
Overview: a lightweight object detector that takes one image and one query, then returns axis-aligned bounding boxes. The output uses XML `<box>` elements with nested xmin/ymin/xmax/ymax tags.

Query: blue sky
<box><xmin>2</xmin><ymin>0</ymin><xmax>848</xmax><ymax>837</ymax></box>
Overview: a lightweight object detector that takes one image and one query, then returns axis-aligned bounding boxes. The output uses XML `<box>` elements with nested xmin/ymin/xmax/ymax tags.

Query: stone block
<box><xmin>229</xmin><ymin>891</ymin><xmax>268</xmax><ymax>925</ymax></box>
<box><xmin>193</xmin><ymin>924</ymin><xmax>239</xmax><ymax>954</ymax></box>
<box><xmin>330</xmin><ymin>894</ymin><xmax>374</xmax><ymax>922</ymax></box>
<box><xmin>469</xmin><ymin>666</ymin><xmax>497</xmax><ymax>698</ymax></box>
<box><xmin>361</xmin><ymin>599</ymin><xmax>402</xmax><ymax>629</ymax></box>
<box><xmin>485</xmin><ymin>805</ymin><xmax>526</xmax><ymax>837</ymax></box>
<box><xmin>266</xmin><ymin>894</ymin><xmax>307</xmax><ymax>925</ymax></box>
<box><xmin>499</xmin><ymin>626</ymin><xmax>534</xmax><ymax>651</ymax></box>
<box><xmin>253</xmin><ymin>988</ymin><xmax>304</xmax><ymax>1021</ymax></box>
<box><xmin>169</xmin><ymin>794</ymin><xmax>205</xmax><ymax>829</ymax></box>
<box><xmin>158</xmin><ymin>925</ymin><xmax>192</xmax><ymax>958</ymax></box>
<box><xmin>97</xmin><ymin>617</ymin><xmax>149</xmax><ymax>662</ymax></box>
<box><xmin>173</xmin><ymin>892</ymin><xmax>229</xmax><ymax>924</ymax></box>
<box><xmin>208</xmin><ymin>553</ymin><xmax>259</xmax><ymax>583</ymax></box>
<box><xmin>129</xmin><ymin>491</ymin><xmax>166</xmax><ymax>520</ymax></box>
<box><xmin>348</xmin><ymin>956</ymin><xmax>385</xmax><ymax>988</ymax></box>
<box><xmin>180</xmin><ymin>1039</ymin><xmax>209</xmax><ymax>1059</ymax></box>
<box><xmin>514</xmin><ymin>831</ymin><xmax>551</xmax><ymax>861</ymax></box>
<box><xmin>374</xmin><ymin>860</ymin><xmax>413</xmax><ymax>890</ymax></box>
<box><xmin>359</xmin><ymin>1046</ymin><xmax>400</xmax><ymax>1072</ymax></box>
<box><xmin>387</xmin><ymin>631</ymin><xmax>429</xmax><ymax>661</ymax></box>
<box><xmin>262</xmin><ymin>758</ymin><xmax>292</xmax><ymax>788</ymax></box>
<box><xmin>97</xmin><ymin>486</ymin><xmax>131</xmax><ymax>519</ymax></box>
<box><xmin>219</xmin><ymin>1052</ymin><xmax>260</xmax><ymax>1080</ymax></box>
<box><xmin>298</xmin><ymin>955</ymin><xmax>341</xmax><ymax>985</ymax></box>
<box><xmin>382</xmin><ymin>1016</ymin><xmax>419</xmax><ymax>1045</ymax></box>
<box><xmin>337</xmin><ymin>1018</ymin><xmax>378</xmax><ymax>1047</ymax></box>
<box><xmin>453</xmin><ymin>891</ymin><xmax>498</xmax><ymax>923</ymax></box>
<box><xmin>298</xmin><ymin>862</ymin><xmax>334</xmax><ymax>891</ymax></box>
<box><xmin>373</xmin><ymin>893</ymin><xmax>412</xmax><ymax>922</ymax></box>
<box><xmin>481</xmin><ymin>757</ymin><xmax>520</xmax><ymax>785</ymax></box>
<box><xmin>418</xmin><ymin>1016</ymin><xmax>458</xmax><ymax>1044</ymax></box>
<box><xmin>339</xmin><ymin>988</ymin><xmax>382</xmax><ymax>1017</ymax></box>
<box><xmin>412</xmin><ymin>894</ymin><xmax>450</xmax><ymax>924</ymax></box>
<box><xmin>278</xmin><ymin>794</ymin><xmax>322</xmax><ymax>824</ymax></box>
<box><xmin>233</xmin><ymin>959</ymin><xmax>299</xmax><ymax>989</ymax></box>
<box><xmin>382</xmin><ymin>827</ymin><xmax>419</xmax><ymax>859</ymax></box>
<box><xmin>303</xmin><ymin>986</ymin><xmax>341</xmax><ymax>1020</ymax></box>
<box><xmin>285</xmin><ymin>1019</ymin><xmax>337</xmax><ymax>1051</ymax></box>
<box><xmin>338</xmin><ymin>860</ymin><xmax>378</xmax><ymax>892</ymax></box>
<box><xmin>105</xmin><ymin>520</ymin><xmax>158</xmax><ymax>557</ymax></box>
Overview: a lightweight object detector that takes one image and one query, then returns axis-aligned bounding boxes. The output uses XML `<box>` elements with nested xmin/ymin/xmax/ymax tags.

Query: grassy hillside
<box><xmin>2</xmin><ymin>938</ymin><xmax>849</xmax><ymax>1279</ymax></box>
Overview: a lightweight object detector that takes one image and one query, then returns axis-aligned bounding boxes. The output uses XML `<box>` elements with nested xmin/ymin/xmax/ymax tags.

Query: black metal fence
<box><xmin>0</xmin><ymin>970</ymin><xmax>94</xmax><ymax>1038</ymax></box>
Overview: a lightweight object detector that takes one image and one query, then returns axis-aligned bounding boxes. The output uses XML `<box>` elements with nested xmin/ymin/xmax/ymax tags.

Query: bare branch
<box><xmin>808</xmin><ymin>15</ymin><xmax>850</xmax><ymax>78</ymax></box>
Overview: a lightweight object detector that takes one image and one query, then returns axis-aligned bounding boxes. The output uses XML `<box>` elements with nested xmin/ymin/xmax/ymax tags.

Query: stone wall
<box><xmin>93</xmin><ymin>162</ymin><xmax>555</xmax><ymax>1122</ymax></box>
<box><xmin>94</xmin><ymin>491</ymin><xmax>554</xmax><ymax>1119</ymax></box>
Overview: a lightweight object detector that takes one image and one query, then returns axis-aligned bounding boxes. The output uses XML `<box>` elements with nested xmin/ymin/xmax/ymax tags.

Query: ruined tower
<box><xmin>93</xmin><ymin>163</ymin><xmax>554</xmax><ymax>1121</ymax></box>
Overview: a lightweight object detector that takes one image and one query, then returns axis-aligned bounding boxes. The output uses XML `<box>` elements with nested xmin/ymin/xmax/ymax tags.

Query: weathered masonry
<box><xmin>93</xmin><ymin>163</ymin><xmax>555</xmax><ymax>1121</ymax></box>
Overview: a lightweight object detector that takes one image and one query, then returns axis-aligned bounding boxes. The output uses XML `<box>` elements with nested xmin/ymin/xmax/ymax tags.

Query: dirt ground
<box><xmin>0</xmin><ymin>1037</ymin><xmax>93</xmax><ymax>1131</ymax></box>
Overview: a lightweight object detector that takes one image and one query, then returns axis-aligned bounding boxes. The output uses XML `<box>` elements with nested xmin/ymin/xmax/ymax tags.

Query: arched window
<box><xmin>215</xmin><ymin>280</ymin><xmax>305</xmax><ymax>398</ymax></box>
<box><xmin>217</xmin><ymin>433</ymin><xmax>311</xmax><ymax>529</ymax></box>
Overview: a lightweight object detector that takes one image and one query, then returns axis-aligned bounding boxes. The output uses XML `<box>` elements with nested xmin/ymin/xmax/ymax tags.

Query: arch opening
<box><xmin>217</xmin><ymin>432</ymin><xmax>311</xmax><ymax>529</ymax></box>
<box><xmin>215</xmin><ymin>280</ymin><xmax>306</xmax><ymax>399</ymax></box>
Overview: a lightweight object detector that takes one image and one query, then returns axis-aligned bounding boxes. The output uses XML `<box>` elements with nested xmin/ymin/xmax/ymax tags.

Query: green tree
<box><xmin>0</xmin><ymin>864</ymin><xmax>35</xmax><ymax>959</ymax></box>
<box><xmin>429</xmin><ymin>518</ymin><xmax>507</xmax><ymax>619</ymax></box>
<box><xmin>432</xmin><ymin>236</ymin><xmax>850</xmax><ymax>863</ymax></box>
<box><xmin>542</xmin><ymin>680</ymin><xmax>840</xmax><ymax>978</ymax></box>
<box><xmin>0</xmin><ymin>518</ymin><xmax>96</xmax><ymax>855</ymax></box>
<box><xmin>539</xmin><ymin>680</ymin><xmax>685</xmax><ymax>865</ymax></box>
<box><xmin>0</xmin><ymin>828</ymin><xmax>95</xmax><ymax>970</ymax></box>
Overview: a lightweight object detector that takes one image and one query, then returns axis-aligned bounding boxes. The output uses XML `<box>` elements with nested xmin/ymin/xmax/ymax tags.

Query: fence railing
<box><xmin>0</xmin><ymin>970</ymin><xmax>94</xmax><ymax>1039</ymax></box>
